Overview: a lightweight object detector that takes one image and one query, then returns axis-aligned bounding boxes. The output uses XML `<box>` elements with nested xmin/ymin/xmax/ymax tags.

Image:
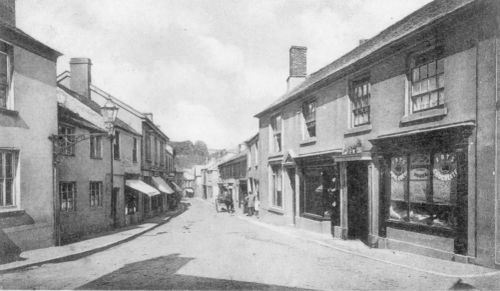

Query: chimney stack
<box><xmin>0</xmin><ymin>0</ymin><xmax>15</xmax><ymax>26</ymax></box>
<box><xmin>287</xmin><ymin>46</ymin><xmax>307</xmax><ymax>92</ymax></box>
<box><xmin>70</xmin><ymin>58</ymin><xmax>92</xmax><ymax>99</ymax></box>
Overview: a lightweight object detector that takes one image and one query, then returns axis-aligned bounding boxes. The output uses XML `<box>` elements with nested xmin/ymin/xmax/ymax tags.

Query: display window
<box><xmin>388</xmin><ymin>151</ymin><xmax>458</xmax><ymax>229</ymax></box>
<box><xmin>302</xmin><ymin>165</ymin><xmax>339</xmax><ymax>220</ymax></box>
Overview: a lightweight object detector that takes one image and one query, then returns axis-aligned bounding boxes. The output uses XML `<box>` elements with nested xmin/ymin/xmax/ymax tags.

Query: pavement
<box><xmin>0</xmin><ymin>204</ymin><xmax>186</xmax><ymax>274</ymax></box>
<box><xmin>0</xmin><ymin>197</ymin><xmax>499</xmax><ymax>290</ymax></box>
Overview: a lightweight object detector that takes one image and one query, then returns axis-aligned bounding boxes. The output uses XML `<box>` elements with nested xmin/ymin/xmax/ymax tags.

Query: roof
<box><xmin>245</xmin><ymin>133</ymin><xmax>259</xmax><ymax>146</ymax></box>
<box><xmin>114</xmin><ymin>117</ymin><xmax>141</xmax><ymax>136</ymax></box>
<box><xmin>58</xmin><ymin>84</ymin><xmax>102</xmax><ymax>114</ymax></box>
<box><xmin>218</xmin><ymin>151</ymin><xmax>247</xmax><ymax>167</ymax></box>
<box><xmin>58</xmin><ymin>105</ymin><xmax>106</xmax><ymax>133</ymax></box>
<box><xmin>0</xmin><ymin>20</ymin><xmax>61</xmax><ymax>61</ymax></box>
<box><xmin>255</xmin><ymin>0</ymin><xmax>476</xmax><ymax>117</ymax></box>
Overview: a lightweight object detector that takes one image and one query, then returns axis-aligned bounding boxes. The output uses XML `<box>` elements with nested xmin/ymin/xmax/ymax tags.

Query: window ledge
<box><xmin>0</xmin><ymin>208</ymin><xmax>25</xmax><ymax>218</ymax></box>
<box><xmin>300</xmin><ymin>138</ymin><xmax>317</xmax><ymax>147</ymax></box>
<box><xmin>268</xmin><ymin>207</ymin><xmax>284</xmax><ymax>215</ymax></box>
<box><xmin>400</xmin><ymin>107</ymin><xmax>447</xmax><ymax>125</ymax></box>
<box><xmin>344</xmin><ymin>124</ymin><xmax>372</xmax><ymax>136</ymax></box>
<box><xmin>0</xmin><ymin>107</ymin><xmax>19</xmax><ymax>117</ymax></box>
<box><xmin>90</xmin><ymin>157</ymin><xmax>103</xmax><ymax>160</ymax></box>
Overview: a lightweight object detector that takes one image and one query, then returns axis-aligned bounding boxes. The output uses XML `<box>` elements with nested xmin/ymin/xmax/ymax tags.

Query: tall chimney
<box><xmin>287</xmin><ymin>46</ymin><xmax>307</xmax><ymax>92</ymax></box>
<box><xmin>70</xmin><ymin>58</ymin><xmax>92</xmax><ymax>99</ymax></box>
<box><xmin>0</xmin><ymin>0</ymin><xmax>15</xmax><ymax>26</ymax></box>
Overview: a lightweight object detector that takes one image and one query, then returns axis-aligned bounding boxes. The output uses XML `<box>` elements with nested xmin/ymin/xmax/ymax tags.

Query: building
<box><xmin>245</xmin><ymin>134</ymin><xmax>259</xmax><ymax>199</ymax></box>
<box><xmin>218</xmin><ymin>147</ymin><xmax>248</xmax><ymax>210</ymax></box>
<box><xmin>255</xmin><ymin>0</ymin><xmax>500</xmax><ymax>268</ymax></box>
<box><xmin>183</xmin><ymin>171</ymin><xmax>195</xmax><ymax>197</ymax></box>
<box><xmin>55</xmin><ymin>84</ymin><xmax>112</xmax><ymax>244</ymax></box>
<box><xmin>0</xmin><ymin>1</ymin><xmax>61</xmax><ymax>260</ymax></box>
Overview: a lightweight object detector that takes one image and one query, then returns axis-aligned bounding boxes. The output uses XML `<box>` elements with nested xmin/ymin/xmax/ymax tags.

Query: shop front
<box><xmin>371</xmin><ymin>123</ymin><xmax>473</xmax><ymax>260</ymax></box>
<box><xmin>296</xmin><ymin>154</ymin><xmax>340</xmax><ymax>235</ymax></box>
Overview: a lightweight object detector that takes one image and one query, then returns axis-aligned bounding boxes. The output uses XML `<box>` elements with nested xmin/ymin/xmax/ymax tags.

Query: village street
<box><xmin>1</xmin><ymin>198</ymin><xmax>499</xmax><ymax>290</ymax></box>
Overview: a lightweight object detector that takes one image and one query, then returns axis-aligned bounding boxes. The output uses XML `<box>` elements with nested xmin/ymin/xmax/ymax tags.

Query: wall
<box><xmin>0</xmin><ymin>46</ymin><xmax>58</xmax><ymax>252</ymax></box>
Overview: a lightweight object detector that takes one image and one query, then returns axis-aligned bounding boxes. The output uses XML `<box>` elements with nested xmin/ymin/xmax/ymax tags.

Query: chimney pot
<box><xmin>287</xmin><ymin>46</ymin><xmax>307</xmax><ymax>92</ymax></box>
<box><xmin>70</xmin><ymin>58</ymin><xmax>92</xmax><ymax>99</ymax></box>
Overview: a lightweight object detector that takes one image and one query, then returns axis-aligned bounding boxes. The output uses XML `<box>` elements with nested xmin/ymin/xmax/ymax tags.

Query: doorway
<box><xmin>346</xmin><ymin>161</ymin><xmax>369</xmax><ymax>242</ymax></box>
<box><xmin>239</xmin><ymin>181</ymin><xmax>247</xmax><ymax>209</ymax></box>
<box><xmin>287</xmin><ymin>168</ymin><xmax>296</xmax><ymax>224</ymax></box>
<box><xmin>111</xmin><ymin>187</ymin><xmax>119</xmax><ymax>228</ymax></box>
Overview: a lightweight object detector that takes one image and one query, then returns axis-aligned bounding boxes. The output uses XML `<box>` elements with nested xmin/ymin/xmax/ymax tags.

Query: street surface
<box><xmin>1</xmin><ymin>198</ymin><xmax>499</xmax><ymax>290</ymax></box>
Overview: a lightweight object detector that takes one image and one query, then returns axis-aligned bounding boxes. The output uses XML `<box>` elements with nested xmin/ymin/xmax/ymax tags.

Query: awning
<box><xmin>152</xmin><ymin>176</ymin><xmax>174</xmax><ymax>194</ymax></box>
<box><xmin>171</xmin><ymin>182</ymin><xmax>182</xmax><ymax>192</ymax></box>
<box><xmin>126</xmin><ymin>180</ymin><xmax>160</xmax><ymax>197</ymax></box>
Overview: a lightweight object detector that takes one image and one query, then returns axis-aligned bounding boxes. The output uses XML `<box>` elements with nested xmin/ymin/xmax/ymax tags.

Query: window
<box><xmin>271</xmin><ymin>166</ymin><xmax>282</xmax><ymax>208</ymax></box>
<box><xmin>350</xmin><ymin>79</ymin><xmax>370</xmax><ymax>127</ymax></box>
<box><xmin>89</xmin><ymin>182</ymin><xmax>103</xmax><ymax>207</ymax></box>
<box><xmin>154</xmin><ymin>137</ymin><xmax>158</xmax><ymax>165</ymax></box>
<box><xmin>0</xmin><ymin>42</ymin><xmax>11</xmax><ymax>109</ymax></box>
<box><xmin>113</xmin><ymin>131</ymin><xmax>120</xmax><ymax>160</ymax></box>
<box><xmin>160</xmin><ymin>141</ymin><xmax>165</xmax><ymax>166</ymax></box>
<box><xmin>0</xmin><ymin>150</ymin><xmax>17</xmax><ymax>207</ymax></box>
<box><xmin>302</xmin><ymin>100</ymin><xmax>316</xmax><ymax>139</ymax></box>
<box><xmin>389</xmin><ymin>152</ymin><xmax>458</xmax><ymax>229</ymax></box>
<box><xmin>90</xmin><ymin>135</ymin><xmax>102</xmax><ymax>159</ymax></box>
<box><xmin>132</xmin><ymin>137</ymin><xmax>138</xmax><ymax>163</ymax></box>
<box><xmin>271</xmin><ymin>115</ymin><xmax>282</xmax><ymax>153</ymax></box>
<box><xmin>145</xmin><ymin>134</ymin><xmax>151</xmax><ymax>161</ymax></box>
<box><xmin>59</xmin><ymin>126</ymin><xmax>75</xmax><ymax>156</ymax></box>
<box><xmin>410</xmin><ymin>50</ymin><xmax>444</xmax><ymax>112</ymax></box>
<box><xmin>60</xmin><ymin>182</ymin><xmax>76</xmax><ymax>211</ymax></box>
<box><xmin>302</xmin><ymin>166</ymin><xmax>339</xmax><ymax>219</ymax></box>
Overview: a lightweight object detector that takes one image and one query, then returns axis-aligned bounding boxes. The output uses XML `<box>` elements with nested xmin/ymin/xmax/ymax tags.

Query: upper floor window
<box><xmin>271</xmin><ymin>114</ymin><xmax>282</xmax><ymax>153</ymax></box>
<box><xmin>410</xmin><ymin>50</ymin><xmax>444</xmax><ymax>113</ymax></box>
<box><xmin>132</xmin><ymin>137</ymin><xmax>138</xmax><ymax>163</ymax></box>
<box><xmin>302</xmin><ymin>100</ymin><xmax>316</xmax><ymax>139</ymax></box>
<box><xmin>113</xmin><ymin>131</ymin><xmax>120</xmax><ymax>160</ymax></box>
<box><xmin>160</xmin><ymin>141</ymin><xmax>165</xmax><ymax>166</ymax></box>
<box><xmin>0</xmin><ymin>150</ymin><xmax>18</xmax><ymax>208</ymax></box>
<box><xmin>145</xmin><ymin>134</ymin><xmax>151</xmax><ymax>161</ymax></box>
<box><xmin>0</xmin><ymin>42</ymin><xmax>12</xmax><ymax>110</ymax></box>
<box><xmin>59</xmin><ymin>126</ymin><xmax>75</xmax><ymax>156</ymax></box>
<box><xmin>90</xmin><ymin>135</ymin><xmax>102</xmax><ymax>159</ymax></box>
<box><xmin>350</xmin><ymin>79</ymin><xmax>370</xmax><ymax>127</ymax></box>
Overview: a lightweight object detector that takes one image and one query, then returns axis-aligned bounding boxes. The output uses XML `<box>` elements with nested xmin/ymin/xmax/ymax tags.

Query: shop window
<box><xmin>350</xmin><ymin>79</ymin><xmax>370</xmax><ymax>127</ymax></box>
<box><xmin>58</xmin><ymin>126</ymin><xmax>75</xmax><ymax>156</ymax></box>
<box><xmin>60</xmin><ymin>182</ymin><xmax>76</xmax><ymax>211</ymax></box>
<box><xmin>89</xmin><ymin>181</ymin><xmax>103</xmax><ymax>207</ymax></box>
<box><xmin>302</xmin><ymin>166</ymin><xmax>339</xmax><ymax>219</ymax></box>
<box><xmin>0</xmin><ymin>150</ymin><xmax>18</xmax><ymax>208</ymax></box>
<box><xmin>302</xmin><ymin>100</ymin><xmax>316</xmax><ymax>139</ymax></box>
<box><xmin>90</xmin><ymin>135</ymin><xmax>102</xmax><ymax>159</ymax></box>
<box><xmin>270</xmin><ymin>114</ymin><xmax>282</xmax><ymax>153</ymax></box>
<box><xmin>389</xmin><ymin>152</ymin><xmax>458</xmax><ymax>229</ymax></box>
<box><xmin>271</xmin><ymin>166</ymin><xmax>282</xmax><ymax>208</ymax></box>
<box><xmin>410</xmin><ymin>49</ymin><xmax>444</xmax><ymax>113</ymax></box>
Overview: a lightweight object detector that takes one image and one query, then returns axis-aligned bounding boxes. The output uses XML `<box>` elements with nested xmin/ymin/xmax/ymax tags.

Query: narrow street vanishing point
<box><xmin>1</xmin><ymin>198</ymin><xmax>499</xmax><ymax>290</ymax></box>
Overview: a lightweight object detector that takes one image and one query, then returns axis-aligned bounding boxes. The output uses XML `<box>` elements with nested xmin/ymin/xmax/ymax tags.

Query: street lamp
<box><xmin>51</xmin><ymin>98</ymin><xmax>119</xmax><ymax>245</ymax></box>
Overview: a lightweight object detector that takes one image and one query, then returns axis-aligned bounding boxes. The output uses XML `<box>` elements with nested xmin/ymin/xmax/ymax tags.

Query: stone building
<box><xmin>255</xmin><ymin>0</ymin><xmax>500</xmax><ymax>267</ymax></box>
<box><xmin>0</xmin><ymin>1</ymin><xmax>61</xmax><ymax>260</ymax></box>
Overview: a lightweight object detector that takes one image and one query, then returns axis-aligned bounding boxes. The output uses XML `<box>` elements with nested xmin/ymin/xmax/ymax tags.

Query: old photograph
<box><xmin>0</xmin><ymin>0</ymin><xmax>499</xmax><ymax>290</ymax></box>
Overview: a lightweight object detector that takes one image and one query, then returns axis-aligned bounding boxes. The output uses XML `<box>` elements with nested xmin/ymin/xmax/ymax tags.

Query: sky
<box><xmin>17</xmin><ymin>0</ymin><xmax>432</xmax><ymax>149</ymax></box>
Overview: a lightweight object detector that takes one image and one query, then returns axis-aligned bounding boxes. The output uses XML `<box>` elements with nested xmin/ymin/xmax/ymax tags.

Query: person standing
<box><xmin>254</xmin><ymin>195</ymin><xmax>260</xmax><ymax>218</ymax></box>
<box><xmin>246</xmin><ymin>191</ymin><xmax>256</xmax><ymax>216</ymax></box>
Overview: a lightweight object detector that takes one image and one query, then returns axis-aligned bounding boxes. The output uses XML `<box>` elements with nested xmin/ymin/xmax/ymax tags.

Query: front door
<box><xmin>346</xmin><ymin>161</ymin><xmax>369</xmax><ymax>242</ymax></box>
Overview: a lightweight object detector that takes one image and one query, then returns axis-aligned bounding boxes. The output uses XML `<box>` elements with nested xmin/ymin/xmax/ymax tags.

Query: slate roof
<box><xmin>58</xmin><ymin>105</ymin><xmax>106</xmax><ymax>133</ymax></box>
<box><xmin>255</xmin><ymin>0</ymin><xmax>476</xmax><ymax>117</ymax></box>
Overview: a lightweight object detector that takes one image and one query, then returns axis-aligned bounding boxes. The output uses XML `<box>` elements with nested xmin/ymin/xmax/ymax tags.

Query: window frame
<box><xmin>271</xmin><ymin>165</ymin><xmax>283</xmax><ymax>209</ymax></box>
<box><xmin>58</xmin><ymin>125</ymin><xmax>76</xmax><ymax>156</ymax></box>
<box><xmin>302</xmin><ymin>99</ymin><xmax>317</xmax><ymax>140</ymax></box>
<box><xmin>89</xmin><ymin>181</ymin><xmax>103</xmax><ymax>208</ymax></box>
<box><xmin>408</xmin><ymin>47</ymin><xmax>445</xmax><ymax>114</ymax></box>
<box><xmin>0</xmin><ymin>149</ymin><xmax>18</xmax><ymax>208</ymax></box>
<box><xmin>349</xmin><ymin>77</ymin><xmax>371</xmax><ymax>127</ymax></box>
<box><xmin>113</xmin><ymin>130</ymin><xmax>120</xmax><ymax>160</ymax></box>
<box><xmin>0</xmin><ymin>42</ymin><xmax>12</xmax><ymax>110</ymax></box>
<box><xmin>60</xmin><ymin>182</ymin><xmax>77</xmax><ymax>212</ymax></box>
<box><xmin>89</xmin><ymin>135</ymin><xmax>102</xmax><ymax>159</ymax></box>
<box><xmin>270</xmin><ymin>114</ymin><xmax>282</xmax><ymax>153</ymax></box>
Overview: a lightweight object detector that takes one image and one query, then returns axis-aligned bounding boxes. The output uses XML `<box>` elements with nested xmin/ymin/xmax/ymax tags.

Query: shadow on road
<box><xmin>77</xmin><ymin>254</ymin><xmax>314</xmax><ymax>290</ymax></box>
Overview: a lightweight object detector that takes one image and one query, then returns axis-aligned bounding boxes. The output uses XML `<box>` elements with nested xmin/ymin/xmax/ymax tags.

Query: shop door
<box><xmin>347</xmin><ymin>161</ymin><xmax>369</xmax><ymax>242</ymax></box>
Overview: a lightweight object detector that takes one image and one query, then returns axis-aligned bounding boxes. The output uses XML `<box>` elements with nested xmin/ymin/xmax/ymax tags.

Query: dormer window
<box><xmin>410</xmin><ymin>49</ymin><xmax>444</xmax><ymax>113</ymax></box>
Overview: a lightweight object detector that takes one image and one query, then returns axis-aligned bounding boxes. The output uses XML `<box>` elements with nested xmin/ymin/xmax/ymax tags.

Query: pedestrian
<box><xmin>225</xmin><ymin>190</ymin><xmax>234</xmax><ymax>213</ymax></box>
<box><xmin>254</xmin><ymin>195</ymin><xmax>260</xmax><ymax>218</ymax></box>
<box><xmin>246</xmin><ymin>191</ymin><xmax>255</xmax><ymax>216</ymax></box>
